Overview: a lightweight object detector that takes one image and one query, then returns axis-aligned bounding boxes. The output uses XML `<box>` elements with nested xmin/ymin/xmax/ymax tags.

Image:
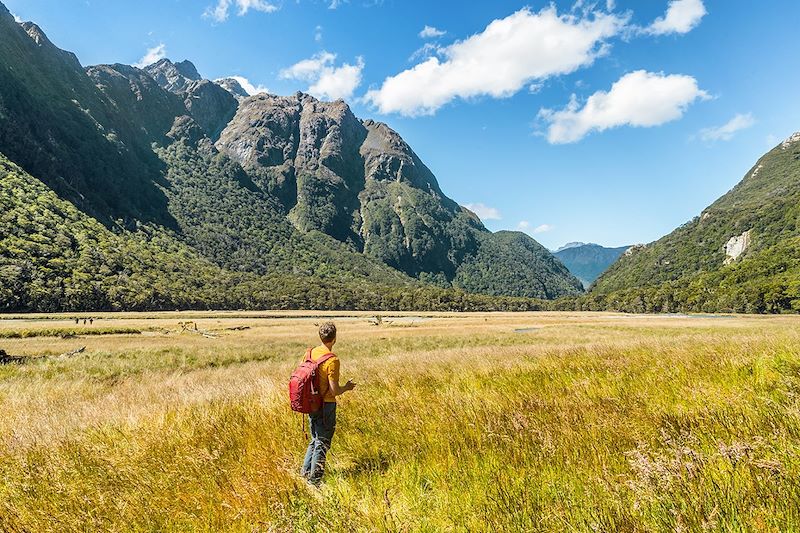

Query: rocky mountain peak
<box><xmin>145</xmin><ymin>58</ymin><xmax>201</xmax><ymax>93</ymax></box>
<box><xmin>21</xmin><ymin>22</ymin><xmax>51</xmax><ymax>46</ymax></box>
<box><xmin>215</xmin><ymin>78</ymin><xmax>249</xmax><ymax>99</ymax></box>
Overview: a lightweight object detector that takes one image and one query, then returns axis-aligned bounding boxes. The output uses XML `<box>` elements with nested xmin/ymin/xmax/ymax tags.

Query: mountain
<box><xmin>588</xmin><ymin>134</ymin><xmax>800</xmax><ymax>313</ymax></box>
<box><xmin>0</xmin><ymin>3</ymin><xmax>581</xmax><ymax>311</ymax></box>
<box><xmin>554</xmin><ymin>243</ymin><xmax>631</xmax><ymax>287</ymax></box>
<box><xmin>554</xmin><ymin>242</ymin><xmax>586</xmax><ymax>252</ymax></box>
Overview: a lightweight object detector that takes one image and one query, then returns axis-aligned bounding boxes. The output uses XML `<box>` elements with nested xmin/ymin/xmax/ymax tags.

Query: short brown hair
<box><xmin>319</xmin><ymin>321</ymin><xmax>337</xmax><ymax>343</ymax></box>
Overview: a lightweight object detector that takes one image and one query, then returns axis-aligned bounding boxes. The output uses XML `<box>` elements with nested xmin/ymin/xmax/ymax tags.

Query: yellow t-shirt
<box><xmin>310</xmin><ymin>345</ymin><xmax>340</xmax><ymax>403</ymax></box>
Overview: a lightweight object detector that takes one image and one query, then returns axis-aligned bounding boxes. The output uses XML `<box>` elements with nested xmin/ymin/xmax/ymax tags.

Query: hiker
<box><xmin>299</xmin><ymin>322</ymin><xmax>355</xmax><ymax>486</ymax></box>
<box><xmin>89</xmin><ymin>318</ymin><xmax>94</xmax><ymax>325</ymax></box>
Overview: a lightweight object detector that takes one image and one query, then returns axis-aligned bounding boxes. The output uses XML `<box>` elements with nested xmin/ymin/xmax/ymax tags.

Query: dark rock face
<box><xmin>145</xmin><ymin>60</ymin><xmax>237</xmax><ymax>140</ymax></box>
<box><xmin>182</xmin><ymin>80</ymin><xmax>238</xmax><ymax>140</ymax></box>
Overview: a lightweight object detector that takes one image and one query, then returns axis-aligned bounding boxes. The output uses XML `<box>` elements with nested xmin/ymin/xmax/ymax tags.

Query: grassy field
<box><xmin>1</xmin><ymin>311</ymin><xmax>799</xmax><ymax>531</ymax></box>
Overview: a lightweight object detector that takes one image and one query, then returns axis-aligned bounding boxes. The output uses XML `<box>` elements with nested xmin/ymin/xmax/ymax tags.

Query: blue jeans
<box><xmin>301</xmin><ymin>402</ymin><xmax>336</xmax><ymax>485</ymax></box>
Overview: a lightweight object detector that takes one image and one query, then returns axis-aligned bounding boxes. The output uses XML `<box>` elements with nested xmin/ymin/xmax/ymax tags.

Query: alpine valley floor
<box><xmin>1</xmin><ymin>311</ymin><xmax>799</xmax><ymax>531</ymax></box>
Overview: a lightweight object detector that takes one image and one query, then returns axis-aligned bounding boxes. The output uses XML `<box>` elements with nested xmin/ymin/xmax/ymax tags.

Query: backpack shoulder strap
<box><xmin>314</xmin><ymin>352</ymin><xmax>336</xmax><ymax>366</ymax></box>
<box><xmin>304</xmin><ymin>347</ymin><xmax>313</xmax><ymax>362</ymax></box>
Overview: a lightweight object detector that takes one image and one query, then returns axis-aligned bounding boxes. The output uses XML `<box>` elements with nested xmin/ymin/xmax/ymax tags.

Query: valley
<box><xmin>1</xmin><ymin>311</ymin><xmax>799</xmax><ymax>530</ymax></box>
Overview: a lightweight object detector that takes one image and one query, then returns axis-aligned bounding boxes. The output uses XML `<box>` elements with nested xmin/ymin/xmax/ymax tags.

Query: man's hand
<box><xmin>330</xmin><ymin>377</ymin><xmax>356</xmax><ymax>396</ymax></box>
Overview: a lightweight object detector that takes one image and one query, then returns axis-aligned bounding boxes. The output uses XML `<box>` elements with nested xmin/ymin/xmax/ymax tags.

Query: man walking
<box><xmin>301</xmin><ymin>322</ymin><xmax>355</xmax><ymax>486</ymax></box>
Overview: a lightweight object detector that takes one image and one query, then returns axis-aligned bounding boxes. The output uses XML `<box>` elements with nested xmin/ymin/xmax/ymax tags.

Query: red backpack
<box><xmin>288</xmin><ymin>348</ymin><xmax>335</xmax><ymax>414</ymax></box>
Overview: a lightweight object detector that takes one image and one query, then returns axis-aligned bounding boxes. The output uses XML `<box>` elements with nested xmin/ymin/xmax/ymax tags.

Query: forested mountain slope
<box><xmin>0</xmin><ymin>2</ymin><xmax>581</xmax><ymax>310</ymax></box>
<box><xmin>583</xmin><ymin>135</ymin><xmax>800</xmax><ymax>313</ymax></box>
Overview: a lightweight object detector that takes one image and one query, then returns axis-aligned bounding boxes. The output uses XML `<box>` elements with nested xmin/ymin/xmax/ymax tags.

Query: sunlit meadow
<box><xmin>1</xmin><ymin>311</ymin><xmax>799</xmax><ymax>531</ymax></box>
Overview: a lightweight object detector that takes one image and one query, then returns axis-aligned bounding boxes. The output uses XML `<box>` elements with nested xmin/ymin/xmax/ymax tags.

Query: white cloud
<box><xmin>532</xmin><ymin>224</ymin><xmax>554</xmax><ymax>234</ymax></box>
<box><xmin>280</xmin><ymin>51</ymin><xmax>365</xmax><ymax>101</ymax></box>
<box><xmin>697</xmin><ymin>113</ymin><xmax>755</xmax><ymax>142</ymax></box>
<box><xmin>310</xmin><ymin>59</ymin><xmax>364</xmax><ymax>101</ymax></box>
<box><xmin>328</xmin><ymin>0</ymin><xmax>346</xmax><ymax>9</ymax></box>
<box><xmin>134</xmin><ymin>44</ymin><xmax>167</xmax><ymax>69</ymax></box>
<box><xmin>203</xmin><ymin>0</ymin><xmax>278</xmax><ymax>22</ymax></box>
<box><xmin>315</xmin><ymin>25</ymin><xmax>323</xmax><ymax>42</ymax></box>
<box><xmin>280</xmin><ymin>52</ymin><xmax>337</xmax><ymax>81</ymax></box>
<box><xmin>517</xmin><ymin>221</ymin><xmax>554</xmax><ymax>234</ymax></box>
<box><xmin>218</xmin><ymin>76</ymin><xmax>269</xmax><ymax>95</ymax></box>
<box><xmin>419</xmin><ymin>25</ymin><xmax>446</xmax><ymax>39</ymax></box>
<box><xmin>11</xmin><ymin>12</ymin><xmax>23</xmax><ymax>23</ymax></box>
<box><xmin>539</xmin><ymin>70</ymin><xmax>710</xmax><ymax>144</ymax></box>
<box><xmin>464</xmin><ymin>203</ymin><xmax>501</xmax><ymax>221</ymax></box>
<box><xmin>365</xmin><ymin>6</ymin><xmax>627</xmax><ymax>116</ymax></box>
<box><xmin>409</xmin><ymin>43</ymin><xmax>443</xmax><ymax>62</ymax></box>
<box><xmin>647</xmin><ymin>0</ymin><xmax>706</xmax><ymax>35</ymax></box>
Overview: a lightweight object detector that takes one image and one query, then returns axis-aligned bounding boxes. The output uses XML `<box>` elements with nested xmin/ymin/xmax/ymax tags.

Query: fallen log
<box><xmin>0</xmin><ymin>346</ymin><xmax>87</xmax><ymax>365</ymax></box>
<box><xmin>57</xmin><ymin>346</ymin><xmax>86</xmax><ymax>359</ymax></box>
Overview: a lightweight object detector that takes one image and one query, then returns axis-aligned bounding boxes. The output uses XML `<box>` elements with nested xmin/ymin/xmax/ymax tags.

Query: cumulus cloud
<box><xmin>220</xmin><ymin>76</ymin><xmax>269</xmax><ymax>95</ymax></box>
<box><xmin>11</xmin><ymin>12</ymin><xmax>23</xmax><ymax>23</ymax></box>
<box><xmin>365</xmin><ymin>6</ymin><xmax>627</xmax><ymax>116</ymax></box>
<box><xmin>328</xmin><ymin>0</ymin><xmax>345</xmax><ymax>9</ymax></box>
<box><xmin>419</xmin><ymin>25</ymin><xmax>446</xmax><ymax>39</ymax></box>
<box><xmin>280</xmin><ymin>51</ymin><xmax>365</xmax><ymax>101</ymax></box>
<box><xmin>647</xmin><ymin>0</ymin><xmax>706</xmax><ymax>35</ymax></box>
<box><xmin>539</xmin><ymin>70</ymin><xmax>710</xmax><ymax>144</ymax></box>
<box><xmin>203</xmin><ymin>0</ymin><xmax>278</xmax><ymax>22</ymax></box>
<box><xmin>464</xmin><ymin>203</ymin><xmax>501</xmax><ymax>221</ymax></box>
<box><xmin>134</xmin><ymin>44</ymin><xmax>167</xmax><ymax>69</ymax></box>
<box><xmin>697</xmin><ymin>113</ymin><xmax>755</xmax><ymax>142</ymax></box>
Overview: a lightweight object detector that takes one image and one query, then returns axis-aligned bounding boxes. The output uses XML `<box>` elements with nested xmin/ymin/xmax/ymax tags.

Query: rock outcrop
<box><xmin>724</xmin><ymin>230</ymin><xmax>751</xmax><ymax>264</ymax></box>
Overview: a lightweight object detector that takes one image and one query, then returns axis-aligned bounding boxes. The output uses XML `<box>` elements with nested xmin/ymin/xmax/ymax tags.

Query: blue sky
<box><xmin>6</xmin><ymin>0</ymin><xmax>800</xmax><ymax>249</ymax></box>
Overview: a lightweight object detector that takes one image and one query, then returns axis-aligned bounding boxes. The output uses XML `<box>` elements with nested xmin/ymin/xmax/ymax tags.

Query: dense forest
<box><xmin>0</xmin><ymin>156</ymin><xmax>550</xmax><ymax>312</ymax></box>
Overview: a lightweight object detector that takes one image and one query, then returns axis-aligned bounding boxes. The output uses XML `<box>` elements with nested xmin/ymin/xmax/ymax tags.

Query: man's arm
<box><xmin>327</xmin><ymin>358</ymin><xmax>355</xmax><ymax>397</ymax></box>
<box><xmin>328</xmin><ymin>375</ymin><xmax>356</xmax><ymax>397</ymax></box>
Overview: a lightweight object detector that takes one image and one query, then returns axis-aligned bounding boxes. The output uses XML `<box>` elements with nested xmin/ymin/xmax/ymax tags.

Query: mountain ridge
<box><xmin>0</xmin><ymin>4</ymin><xmax>583</xmax><ymax>311</ymax></box>
<box><xmin>584</xmin><ymin>133</ymin><xmax>800</xmax><ymax>313</ymax></box>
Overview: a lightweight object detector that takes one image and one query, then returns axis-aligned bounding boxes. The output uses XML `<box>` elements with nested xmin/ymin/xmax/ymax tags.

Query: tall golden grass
<box><xmin>1</xmin><ymin>312</ymin><xmax>799</xmax><ymax>531</ymax></box>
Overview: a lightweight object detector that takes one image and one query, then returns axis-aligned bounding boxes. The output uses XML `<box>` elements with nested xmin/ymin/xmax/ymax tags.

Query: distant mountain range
<box><xmin>0</xmin><ymin>2</ymin><xmax>581</xmax><ymax>312</ymax></box>
<box><xmin>554</xmin><ymin>244</ymin><xmax>631</xmax><ymax>288</ymax></box>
